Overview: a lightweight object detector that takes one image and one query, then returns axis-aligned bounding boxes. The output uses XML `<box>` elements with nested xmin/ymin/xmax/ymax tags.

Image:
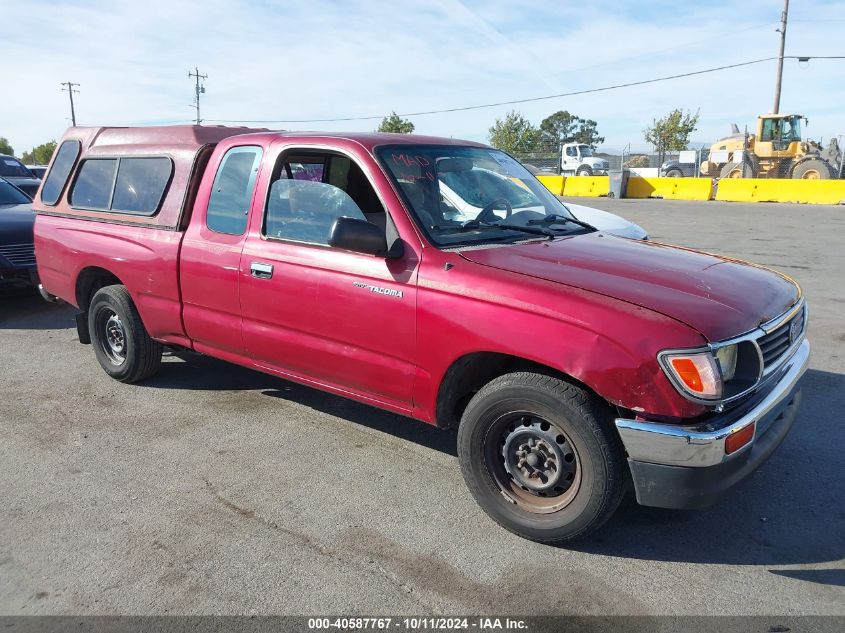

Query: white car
<box><xmin>438</xmin><ymin>168</ymin><xmax>648</xmax><ymax>240</ymax></box>
<box><xmin>561</xmin><ymin>201</ymin><xmax>648</xmax><ymax>240</ymax></box>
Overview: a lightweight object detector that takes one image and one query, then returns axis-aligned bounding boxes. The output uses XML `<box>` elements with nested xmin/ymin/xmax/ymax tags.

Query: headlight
<box><xmin>660</xmin><ymin>341</ymin><xmax>763</xmax><ymax>404</ymax></box>
<box><xmin>715</xmin><ymin>345</ymin><xmax>737</xmax><ymax>381</ymax></box>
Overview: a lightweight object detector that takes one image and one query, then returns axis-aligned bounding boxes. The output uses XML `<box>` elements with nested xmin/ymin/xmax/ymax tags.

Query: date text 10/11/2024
<box><xmin>307</xmin><ymin>617</ymin><xmax>528</xmax><ymax>630</ymax></box>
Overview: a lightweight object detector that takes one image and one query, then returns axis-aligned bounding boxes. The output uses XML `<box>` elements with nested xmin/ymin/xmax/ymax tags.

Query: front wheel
<box><xmin>576</xmin><ymin>166</ymin><xmax>593</xmax><ymax>176</ymax></box>
<box><xmin>791</xmin><ymin>159</ymin><xmax>833</xmax><ymax>180</ymax></box>
<box><xmin>88</xmin><ymin>285</ymin><xmax>162</xmax><ymax>383</ymax></box>
<box><xmin>457</xmin><ymin>372</ymin><xmax>626</xmax><ymax>543</ymax></box>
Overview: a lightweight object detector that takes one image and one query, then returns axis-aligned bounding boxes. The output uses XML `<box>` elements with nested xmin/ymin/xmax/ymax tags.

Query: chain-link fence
<box><xmin>512</xmin><ymin>138</ymin><xmax>844</xmax><ymax>180</ymax></box>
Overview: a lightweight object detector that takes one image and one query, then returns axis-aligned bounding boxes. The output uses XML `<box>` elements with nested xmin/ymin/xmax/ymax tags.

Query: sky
<box><xmin>2</xmin><ymin>0</ymin><xmax>844</xmax><ymax>156</ymax></box>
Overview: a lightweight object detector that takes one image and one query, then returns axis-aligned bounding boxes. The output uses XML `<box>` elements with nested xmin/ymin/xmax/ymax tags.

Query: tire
<box><xmin>665</xmin><ymin>169</ymin><xmax>683</xmax><ymax>178</ymax></box>
<box><xmin>720</xmin><ymin>160</ymin><xmax>754</xmax><ymax>179</ymax></box>
<box><xmin>457</xmin><ymin>372</ymin><xmax>626</xmax><ymax>543</ymax></box>
<box><xmin>88</xmin><ymin>285</ymin><xmax>162</xmax><ymax>383</ymax></box>
<box><xmin>791</xmin><ymin>159</ymin><xmax>833</xmax><ymax>180</ymax></box>
<box><xmin>575</xmin><ymin>166</ymin><xmax>593</xmax><ymax>176</ymax></box>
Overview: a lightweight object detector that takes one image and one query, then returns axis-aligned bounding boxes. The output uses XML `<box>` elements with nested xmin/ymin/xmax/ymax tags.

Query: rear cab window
<box><xmin>206</xmin><ymin>146</ymin><xmax>263</xmax><ymax>235</ymax></box>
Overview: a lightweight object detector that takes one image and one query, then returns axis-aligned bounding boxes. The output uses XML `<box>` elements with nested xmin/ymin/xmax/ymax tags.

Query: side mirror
<box><xmin>329</xmin><ymin>217</ymin><xmax>398</xmax><ymax>257</ymax></box>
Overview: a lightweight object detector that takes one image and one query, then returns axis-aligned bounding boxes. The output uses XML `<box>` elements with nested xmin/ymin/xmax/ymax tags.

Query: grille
<box><xmin>0</xmin><ymin>243</ymin><xmax>36</xmax><ymax>267</ymax></box>
<box><xmin>757</xmin><ymin>307</ymin><xmax>804</xmax><ymax>368</ymax></box>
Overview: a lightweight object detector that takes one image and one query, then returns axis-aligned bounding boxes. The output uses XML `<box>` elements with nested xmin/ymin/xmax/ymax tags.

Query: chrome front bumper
<box><xmin>615</xmin><ymin>339</ymin><xmax>809</xmax><ymax>508</ymax></box>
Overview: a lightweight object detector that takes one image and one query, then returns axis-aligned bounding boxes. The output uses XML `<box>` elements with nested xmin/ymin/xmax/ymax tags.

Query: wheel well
<box><xmin>434</xmin><ymin>352</ymin><xmax>596</xmax><ymax>429</ymax></box>
<box><xmin>75</xmin><ymin>267</ymin><xmax>123</xmax><ymax>312</ymax></box>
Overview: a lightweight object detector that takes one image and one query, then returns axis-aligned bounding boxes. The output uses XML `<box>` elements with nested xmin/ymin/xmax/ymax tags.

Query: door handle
<box><xmin>250</xmin><ymin>262</ymin><xmax>274</xmax><ymax>279</ymax></box>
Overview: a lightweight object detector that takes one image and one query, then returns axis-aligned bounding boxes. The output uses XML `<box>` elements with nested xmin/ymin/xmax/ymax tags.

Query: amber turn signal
<box><xmin>664</xmin><ymin>352</ymin><xmax>722</xmax><ymax>399</ymax></box>
<box><xmin>725</xmin><ymin>422</ymin><xmax>756</xmax><ymax>455</ymax></box>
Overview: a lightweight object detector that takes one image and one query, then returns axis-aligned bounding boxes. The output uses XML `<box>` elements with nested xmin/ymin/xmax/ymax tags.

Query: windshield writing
<box><xmin>379</xmin><ymin>146</ymin><xmax>590</xmax><ymax>247</ymax></box>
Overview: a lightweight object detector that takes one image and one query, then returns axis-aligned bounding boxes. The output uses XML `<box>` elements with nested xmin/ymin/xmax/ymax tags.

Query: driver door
<box><xmin>239</xmin><ymin>148</ymin><xmax>418</xmax><ymax>410</ymax></box>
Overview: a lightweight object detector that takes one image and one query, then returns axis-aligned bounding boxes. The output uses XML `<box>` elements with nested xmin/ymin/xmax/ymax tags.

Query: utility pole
<box><xmin>61</xmin><ymin>81</ymin><xmax>80</xmax><ymax>126</ymax></box>
<box><xmin>773</xmin><ymin>0</ymin><xmax>789</xmax><ymax>114</ymax></box>
<box><xmin>188</xmin><ymin>67</ymin><xmax>208</xmax><ymax>125</ymax></box>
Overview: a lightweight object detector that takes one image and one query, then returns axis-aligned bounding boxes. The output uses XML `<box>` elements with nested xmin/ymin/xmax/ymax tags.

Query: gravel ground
<box><xmin>1</xmin><ymin>198</ymin><xmax>843</xmax><ymax>616</ymax></box>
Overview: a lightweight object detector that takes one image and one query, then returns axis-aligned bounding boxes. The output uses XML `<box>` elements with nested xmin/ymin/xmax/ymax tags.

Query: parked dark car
<box><xmin>26</xmin><ymin>165</ymin><xmax>49</xmax><ymax>179</ymax></box>
<box><xmin>659</xmin><ymin>159</ymin><xmax>697</xmax><ymax>177</ymax></box>
<box><xmin>0</xmin><ymin>177</ymin><xmax>37</xmax><ymax>288</ymax></box>
<box><xmin>0</xmin><ymin>154</ymin><xmax>41</xmax><ymax>197</ymax></box>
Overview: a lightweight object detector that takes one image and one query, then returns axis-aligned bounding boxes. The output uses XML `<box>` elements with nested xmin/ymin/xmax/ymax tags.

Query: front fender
<box><xmin>414</xmin><ymin>250</ymin><xmax>709</xmax><ymax>423</ymax></box>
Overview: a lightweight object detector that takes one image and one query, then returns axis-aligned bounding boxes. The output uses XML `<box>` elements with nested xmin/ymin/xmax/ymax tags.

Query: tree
<box><xmin>21</xmin><ymin>141</ymin><xmax>57</xmax><ymax>165</ymax></box>
<box><xmin>538</xmin><ymin>111</ymin><xmax>605</xmax><ymax>149</ymax></box>
<box><xmin>572</xmin><ymin>118</ymin><xmax>604</xmax><ymax>148</ymax></box>
<box><xmin>0</xmin><ymin>137</ymin><xmax>13</xmax><ymax>156</ymax></box>
<box><xmin>377</xmin><ymin>112</ymin><xmax>415</xmax><ymax>134</ymax></box>
<box><xmin>644</xmin><ymin>109</ymin><xmax>700</xmax><ymax>163</ymax></box>
<box><xmin>488</xmin><ymin>110</ymin><xmax>539</xmax><ymax>154</ymax></box>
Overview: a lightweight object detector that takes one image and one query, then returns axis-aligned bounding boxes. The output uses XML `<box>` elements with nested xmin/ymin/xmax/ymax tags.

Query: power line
<box><xmin>205</xmin><ymin>55</ymin><xmax>842</xmax><ymax>125</ymax></box>
<box><xmin>60</xmin><ymin>81</ymin><xmax>80</xmax><ymax>126</ymax></box>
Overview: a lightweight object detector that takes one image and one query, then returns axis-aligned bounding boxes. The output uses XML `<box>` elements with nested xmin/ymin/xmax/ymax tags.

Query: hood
<box><xmin>0</xmin><ymin>204</ymin><xmax>36</xmax><ymax>245</ymax></box>
<box><xmin>458</xmin><ymin>233</ymin><xmax>799</xmax><ymax>341</ymax></box>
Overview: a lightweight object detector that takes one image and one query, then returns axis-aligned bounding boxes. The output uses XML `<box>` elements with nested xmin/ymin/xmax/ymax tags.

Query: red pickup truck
<box><xmin>33</xmin><ymin>126</ymin><xmax>809</xmax><ymax>543</ymax></box>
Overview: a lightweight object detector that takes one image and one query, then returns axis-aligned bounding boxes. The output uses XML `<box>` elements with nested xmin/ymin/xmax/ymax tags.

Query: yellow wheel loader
<box><xmin>699</xmin><ymin>114</ymin><xmax>842</xmax><ymax>179</ymax></box>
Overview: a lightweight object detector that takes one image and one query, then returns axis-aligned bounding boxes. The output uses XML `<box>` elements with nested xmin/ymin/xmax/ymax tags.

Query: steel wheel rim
<box><xmin>96</xmin><ymin>308</ymin><xmax>127</xmax><ymax>365</ymax></box>
<box><xmin>802</xmin><ymin>170</ymin><xmax>820</xmax><ymax>179</ymax></box>
<box><xmin>484</xmin><ymin>411</ymin><xmax>582</xmax><ymax>514</ymax></box>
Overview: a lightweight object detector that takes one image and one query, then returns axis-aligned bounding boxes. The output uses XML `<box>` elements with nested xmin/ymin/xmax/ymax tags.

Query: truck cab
<box><xmin>560</xmin><ymin>143</ymin><xmax>609</xmax><ymax>176</ymax></box>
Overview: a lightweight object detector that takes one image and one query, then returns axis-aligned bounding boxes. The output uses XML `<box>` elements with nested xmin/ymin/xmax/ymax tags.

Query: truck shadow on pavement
<box><xmin>153</xmin><ymin>352</ymin><xmax>842</xmax><ymax>568</ymax></box>
<box><xmin>0</xmin><ymin>290</ymin><xmax>75</xmax><ymax>330</ymax></box>
<box><xmin>570</xmin><ymin>367</ymin><xmax>845</xmax><ymax>570</ymax></box>
<box><xmin>149</xmin><ymin>352</ymin><xmax>459</xmax><ymax>457</ymax></box>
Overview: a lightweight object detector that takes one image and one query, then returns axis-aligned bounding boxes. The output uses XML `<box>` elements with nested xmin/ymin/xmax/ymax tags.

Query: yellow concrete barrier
<box><xmin>536</xmin><ymin>175</ymin><xmax>565</xmax><ymax>195</ymax></box>
<box><xmin>561</xmin><ymin>176</ymin><xmax>609</xmax><ymax>197</ymax></box>
<box><xmin>716</xmin><ymin>178</ymin><xmax>845</xmax><ymax>204</ymax></box>
<box><xmin>626</xmin><ymin>177</ymin><xmax>713</xmax><ymax>201</ymax></box>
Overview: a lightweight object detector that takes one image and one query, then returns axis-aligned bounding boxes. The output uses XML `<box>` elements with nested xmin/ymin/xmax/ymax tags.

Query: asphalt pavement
<box><xmin>1</xmin><ymin>198</ymin><xmax>843</xmax><ymax>616</ymax></box>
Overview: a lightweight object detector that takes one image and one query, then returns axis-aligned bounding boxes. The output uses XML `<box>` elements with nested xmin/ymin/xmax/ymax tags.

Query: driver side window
<box><xmin>263</xmin><ymin>152</ymin><xmax>386</xmax><ymax>246</ymax></box>
<box><xmin>265</xmin><ymin>179</ymin><xmax>366</xmax><ymax>245</ymax></box>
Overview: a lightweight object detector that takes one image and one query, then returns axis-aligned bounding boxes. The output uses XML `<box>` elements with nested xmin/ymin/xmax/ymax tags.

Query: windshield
<box><xmin>0</xmin><ymin>180</ymin><xmax>32</xmax><ymax>205</ymax></box>
<box><xmin>0</xmin><ymin>157</ymin><xmax>34</xmax><ymax>178</ymax></box>
<box><xmin>377</xmin><ymin>146</ymin><xmax>589</xmax><ymax>247</ymax></box>
<box><xmin>578</xmin><ymin>145</ymin><xmax>593</xmax><ymax>157</ymax></box>
<box><xmin>782</xmin><ymin>116</ymin><xmax>802</xmax><ymax>142</ymax></box>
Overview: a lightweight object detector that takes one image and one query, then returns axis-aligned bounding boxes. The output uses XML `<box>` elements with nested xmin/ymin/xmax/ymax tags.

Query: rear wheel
<box><xmin>665</xmin><ymin>168</ymin><xmax>683</xmax><ymax>178</ymax></box>
<box><xmin>792</xmin><ymin>159</ymin><xmax>833</xmax><ymax>180</ymax></box>
<box><xmin>457</xmin><ymin>372</ymin><xmax>625</xmax><ymax>543</ymax></box>
<box><xmin>88</xmin><ymin>285</ymin><xmax>162</xmax><ymax>383</ymax></box>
